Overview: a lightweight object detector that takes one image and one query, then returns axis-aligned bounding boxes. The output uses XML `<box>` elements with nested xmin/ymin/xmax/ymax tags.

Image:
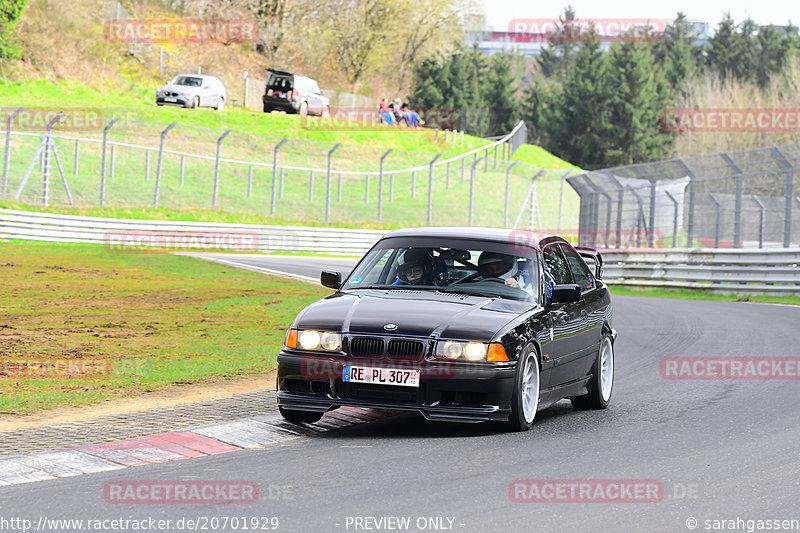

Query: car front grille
<box><xmin>387</xmin><ymin>339</ymin><xmax>424</xmax><ymax>359</ymax></box>
<box><xmin>348</xmin><ymin>336</ymin><xmax>426</xmax><ymax>360</ymax></box>
<box><xmin>349</xmin><ymin>337</ymin><xmax>384</xmax><ymax>357</ymax></box>
<box><xmin>335</xmin><ymin>381</ymin><xmax>426</xmax><ymax>403</ymax></box>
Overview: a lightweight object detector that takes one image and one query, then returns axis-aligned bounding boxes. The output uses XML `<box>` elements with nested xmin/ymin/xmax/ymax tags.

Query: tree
<box><xmin>753</xmin><ymin>24</ymin><xmax>790</xmax><ymax>88</ymax></box>
<box><xmin>0</xmin><ymin>0</ymin><xmax>28</xmax><ymax>59</ymax></box>
<box><xmin>249</xmin><ymin>0</ymin><xmax>287</xmax><ymax>62</ymax></box>
<box><xmin>537</xmin><ymin>6</ymin><xmax>583</xmax><ymax>79</ymax></box>
<box><xmin>542</xmin><ymin>28</ymin><xmax>615</xmax><ymax>169</ymax></box>
<box><xmin>707</xmin><ymin>13</ymin><xmax>747</xmax><ymax>83</ymax></box>
<box><xmin>653</xmin><ymin>12</ymin><xmax>703</xmax><ymax>93</ymax></box>
<box><xmin>605</xmin><ymin>38</ymin><xmax>674</xmax><ymax>166</ymax></box>
<box><xmin>483</xmin><ymin>53</ymin><xmax>520</xmax><ymax>136</ymax></box>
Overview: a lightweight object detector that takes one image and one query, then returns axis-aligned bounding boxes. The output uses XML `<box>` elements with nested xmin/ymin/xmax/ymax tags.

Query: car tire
<box><xmin>216</xmin><ymin>98</ymin><xmax>224</xmax><ymax>112</ymax></box>
<box><xmin>507</xmin><ymin>345</ymin><xmax>540</xmax><ymax>431</ymax></box>
<box><xmin>571</xmin><ymin>334</ymin><xmax>614</xmax><ymax>410</ymax></box>
<box><xmin>322</xmin><ymin>106</ymin><xmax>331</xmax><ymax>119</ymax></box>
<box><xmin>299</xmin><ymin>101</ymin><xmax>308</xmax><ymax>117</ymax></box>
<box><xmin>279</xmin><ymin>406</ymin><xmax>324</xmax><ymax>424</ymax></box>
<box><xmin>263</xmin><ymin>105</ymin><xmax>272</xmax><ymax>113</ymax></box>
<box><xmin>191</xmin><ymin>96</ymin><xmax>199</xmax><ymax>109</ymax></box>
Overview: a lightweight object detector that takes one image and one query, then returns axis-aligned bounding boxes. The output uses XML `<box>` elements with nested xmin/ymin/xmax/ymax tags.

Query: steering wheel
<box><xmin>481</xmin><ymin>277</ymin><xmax>507</xmax><ymax>284</ymax></box>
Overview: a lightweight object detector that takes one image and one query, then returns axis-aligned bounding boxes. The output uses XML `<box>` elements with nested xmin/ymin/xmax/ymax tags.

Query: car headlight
<box><xmin>285</xmin><ymin>329</ymin><xmax>342</xmax><ymax>352</ymax></box>
<box><xmin>435</xmin><ymin>341</ymin><xmax>508</xmax><ymax>362</ymax></box>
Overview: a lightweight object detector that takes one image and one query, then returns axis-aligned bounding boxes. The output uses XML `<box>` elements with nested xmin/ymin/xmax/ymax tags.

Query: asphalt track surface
<box><xmin>2</xmin><ymin>254</ymin><xmax>799</xmax><ymax>533</ymax></box>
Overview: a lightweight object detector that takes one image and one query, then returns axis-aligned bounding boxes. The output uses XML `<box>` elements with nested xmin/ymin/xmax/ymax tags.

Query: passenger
<box><xmin>396</xmin><ymin>248</ymin><xmax>436</xmax><ymax>285</ymax></box>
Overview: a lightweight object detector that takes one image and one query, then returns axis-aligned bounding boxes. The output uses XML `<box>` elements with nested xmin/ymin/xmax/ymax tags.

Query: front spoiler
<box><xmin>276</xmin><ymin>390</ymin><xmax>511</xmax><ymax>423</ymax></box>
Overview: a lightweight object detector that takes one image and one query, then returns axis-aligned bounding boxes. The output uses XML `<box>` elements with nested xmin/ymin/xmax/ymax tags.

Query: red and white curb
<box><xmin>0</xmin><ymin>407</ymin><xmax>391</xmax><ymax>486</ymax></box>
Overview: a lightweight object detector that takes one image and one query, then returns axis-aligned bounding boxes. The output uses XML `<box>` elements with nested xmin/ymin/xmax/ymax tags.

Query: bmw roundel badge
<box><xmin>384</xmin><ymin>323</ymin><xmax>398</xmax><ymax>331</ymax></box>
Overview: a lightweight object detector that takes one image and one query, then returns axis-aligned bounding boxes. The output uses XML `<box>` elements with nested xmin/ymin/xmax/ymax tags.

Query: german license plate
<box><xmin>165</xmin><ymin>97</ymin><xmax>177</xmax><ymax>102</ymax></box>
<box><xmin>343</xmin><ymin>365</ymin><xmax>420</xmax><ymax>387</ymax></box>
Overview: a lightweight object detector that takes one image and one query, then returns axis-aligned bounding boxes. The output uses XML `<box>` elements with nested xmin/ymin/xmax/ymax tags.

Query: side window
<box><xmin>563</xmin><ymin>247</ymin><xmax>595</xmax><ymax>292</ymax></box>
<box><xmin>542</xmin><ymin>244</ymin><xmax>573</xmax><ymax>286</ymax></box>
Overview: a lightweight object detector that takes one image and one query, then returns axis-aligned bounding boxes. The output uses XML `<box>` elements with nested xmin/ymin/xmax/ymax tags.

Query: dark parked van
<box><xmin>262</xmin><ymin>68</ymin><xmax>330</xmax><ymax>117</ymax></box>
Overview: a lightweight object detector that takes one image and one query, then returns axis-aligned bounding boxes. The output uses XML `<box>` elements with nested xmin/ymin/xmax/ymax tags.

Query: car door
<box><xmin>308</xmin><ymin>80</ymin><xmax>322</xmax><ymax>115</ymax></box>
<box><xmin>541</xmin><ymin>240</ymin><xmax>586</xmax><ymax>387</ymax></box>
<box><xmin>561</xmin><ymin>243</ymin><xmax>605</xmax><ymax>376</ymax></box>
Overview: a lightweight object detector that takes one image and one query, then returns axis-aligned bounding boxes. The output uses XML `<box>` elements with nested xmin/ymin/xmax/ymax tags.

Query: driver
<box><xmin>477</xmin><ymin>251</ymin><xmax>531</xmax><ymax>293</ymax></box>
<box><xmin>396</xmin><ymin>248</ymin><xmax>436</xmax><ymax>285</ymax></box>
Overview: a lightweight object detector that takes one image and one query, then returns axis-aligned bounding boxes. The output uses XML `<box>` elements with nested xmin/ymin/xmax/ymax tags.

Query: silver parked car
<box><xmin>156</xmin><ymin>74</ymin><xmax>227</xmax><ymax>111</ymax></box>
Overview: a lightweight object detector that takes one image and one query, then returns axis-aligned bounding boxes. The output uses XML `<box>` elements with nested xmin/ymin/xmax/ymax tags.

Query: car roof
<box><xmin>381</xmin><ymin>227</ymin><xmax>563</xmax><ymax>248</ymax></box>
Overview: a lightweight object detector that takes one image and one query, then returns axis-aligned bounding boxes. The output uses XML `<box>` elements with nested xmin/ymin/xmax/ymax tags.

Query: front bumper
<box><xmin>156</xmin><ymin>96</ymin><xmax>190</xmax><ymax>107</ymax></box>
<box><xmin>277</xmin><ymin>352</ymin><xmax>516</xmax><ymax>423</ymax></box>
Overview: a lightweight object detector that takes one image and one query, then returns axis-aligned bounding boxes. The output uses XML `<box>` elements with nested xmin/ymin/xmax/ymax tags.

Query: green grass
<box><xmin>0</xmin><ymin>79</ymin><xmax>488</xmax><ymax>154</ymax></box>
<box><xmin>0</xmin><ymin>240</ymin><xmax>329</xmax><ymax>414</ymax></box>
<box><xmin>0</xmin><ymin>78</ymin><xmax>582</xmax><ymax>230</ymax></box>
<box><xmin>608</xmin><ymin>285</ymin><xmax>800</xmax><ymax>305</ymax></box>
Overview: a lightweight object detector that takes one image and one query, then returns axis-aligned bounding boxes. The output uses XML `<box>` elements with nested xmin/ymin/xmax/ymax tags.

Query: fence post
<box><xmin>642</xmin><ymin>173</ymin><xmax>657</xmax><ymax>247</ymax></box>
<box><xmin>99</xmin><ymin>117</ymin><xmax>120</xmax><ymax>208</ymax></box>
<box><xmin>364</xmin><ymin>173</ymin><xmax>370</xmax><ymax>204</ymax></box>
<box><xmin>110</xmin><ymin>145</ymin><xmax>116</xmax><ymax>179</ymax></box>
<box><xmin>720</xmin><ymin>154</ymin><xmax>743</xmax><ymax>248</ymax></box>
<box><xmin>211</xmin><ymin>129</ymin><xmax>232</xmax><ymax>208</ymax></box>
<box><xmin>427</xmin><ymin>153</ymin><xmax>442</xmax><ymax>225</ymax></box>
<box><xmin>154</xmin><ymin>122</ymin><xmax>177</xmax><ymax>208</ymax></box>
<box><xmin>503</xmin><ymin>161</ymin><xmax>519</xmax><ymax>227</ymax></box>
<box><xmin>557</xmin><ymin>170</ymin><xmax>573</xmax><ymax>233</ymax></box>
<box><xmin>179</xmin><ymin>155</ymin><xmax>184</xmax><ymax>186</ymax></box>
<box><xmin>326</xmin><ymin>143</ymin><xmax>341</xmax><ymax>223</ymax></box>
<box><xmin>664</xmin><ymin>190</ymin><xmax>679</xmax><ymax>248</ymax></box>
<box><xmin>411</xmin><ymin>171</ymin><xmax>416</xmax><ymax>198</ymax></box>
<box><xmin>73</xmin><ymin>140</ymin><xmax>79</xmax><ymax>176</ymax></box>
<box><xmin>337</xmin><ymin>173</ymin><xmax>342</xmax><ymax>202</ymax></box>
<box><xmin>144</xmin><ymin>151</ymin><xmax>149</xmax><ymax>182</ymax></box>
<box><xmin>709</xmin><ymin>193</ymin><xmax>722</xmax><ymax>248</ymax></box>
<box><xmin>2</xmin><ymin>107</ymin><xmax>24</xmax><ymax>198</ymax></box>
<box><xmin>243</xmin><ymin>71</ymin><xmax>248</xmax><ymax>110</ymax></box>
<box><xmin>270</xmin><ymin>138</ymin><xmax>288</xmax><ymax>215</ymax></box>
<box><xmin>674</xmin><ymin>160</ymin><xmax>696</xmax><ymax>247</ymax></box>
<box><xmin>484</xmin><ymin>149</ymin><xmax>488</xmax><ymax>172</ymax></box>
<box><xmin>771</xmin><ymin>147</ymin><xmax>793</xmax><ymax>248</ymax></box>
<box><xmin>309</xmin><ymin>171</ymin><xmax>314</xmax><ymax>201</ymax></box>
<box><xmin>469</xmin><ymin>157</ymin><xmax>483</xmax><ymax>226</ymax></box>
<box><xmin>752</xmin><ymin>195</ymin><xmax>765</xmax><ymax>248</ymax></box>
<box><xmin>493</xmin><ymin>144</ymin><xmax>498</xmax><ymax>169</ymax></box>
<box><xmin>247</xmin><ymin>165</ymin><xmax>253</xmax><ymax>198</ymax></box>
<box><xmin>378</xmin><ymin>149</ymin><xmax>392</xmax><ymax>221</ymax></box>
<box><xmin>626</xmin><ymin>186</ymin><xmax>645</xmax><ymax>247</ymax></box>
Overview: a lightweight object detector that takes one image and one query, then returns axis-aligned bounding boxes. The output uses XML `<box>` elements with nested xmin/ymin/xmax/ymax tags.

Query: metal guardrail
<box><xmin>3</xmin><ymin>208</ymin><xmax>798</xmax><ymax>294</ymax></box>
<box><xmin>602</xmin><ymin>249</ymin><xmax>800</xmax><ymax>294</ymax></box>
<box><xmin>0</xmin><ymin>209</ymin><xmax>385</xmax><ymax>255</ymax></box>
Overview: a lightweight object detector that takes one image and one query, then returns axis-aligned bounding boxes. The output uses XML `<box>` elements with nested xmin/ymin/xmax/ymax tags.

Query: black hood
<box><xmin>293</xmin><ymin>289</ymin><xmax>537</xmax><ymax>341</ymax></box>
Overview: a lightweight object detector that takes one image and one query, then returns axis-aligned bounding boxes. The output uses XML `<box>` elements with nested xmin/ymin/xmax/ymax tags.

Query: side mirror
<box><xmin>551</xmin><ymin>284</ymin><xmax>581</xmax><ymax>303</ymax></box>
<box><xmin>320</xmin><ymin>270</ymin><xmax>342</xmax><ymax>289</ymax></box>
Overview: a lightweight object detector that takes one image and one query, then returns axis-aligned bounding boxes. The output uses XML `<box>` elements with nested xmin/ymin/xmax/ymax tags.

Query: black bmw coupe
<box><xmin>277</xmin><ymin>227</ymin><xmax>615</xmax><ymax>431</ymax></box>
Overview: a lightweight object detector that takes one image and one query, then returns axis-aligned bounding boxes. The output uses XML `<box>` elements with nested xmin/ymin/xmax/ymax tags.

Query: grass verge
<box><xmin>0</xmin><ymin>240</ymin><xmax>328</xmax><ymax>414</ymax></box>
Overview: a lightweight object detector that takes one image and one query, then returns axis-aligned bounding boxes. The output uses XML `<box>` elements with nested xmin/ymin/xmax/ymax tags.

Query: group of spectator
<box><xmin>378</xmin><ymin>97</ymin><xmax>424</xmax><ymax>129</ymax></box>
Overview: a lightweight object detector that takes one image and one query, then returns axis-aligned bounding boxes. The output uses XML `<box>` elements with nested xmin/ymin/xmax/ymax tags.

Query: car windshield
<box><xmin>172</xmin><ymin>76</ymin><xmax>202</xmax><ymax>87</ymax></box>
<box><xmin>344</xmin><ymin>243</ymin><xmax>539</xmax><ymax>302</ymax></box>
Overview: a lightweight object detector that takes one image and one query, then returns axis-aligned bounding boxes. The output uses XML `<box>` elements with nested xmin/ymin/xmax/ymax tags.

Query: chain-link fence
<box><xmin>0</xmin><ymin>111</ymin><xmax>569</xmax><ymax>229</ymax></box>
<box><xmin>567</xmin><ymin>144</ymin><xmax>800</xmax><ymax>249</ymax></box>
